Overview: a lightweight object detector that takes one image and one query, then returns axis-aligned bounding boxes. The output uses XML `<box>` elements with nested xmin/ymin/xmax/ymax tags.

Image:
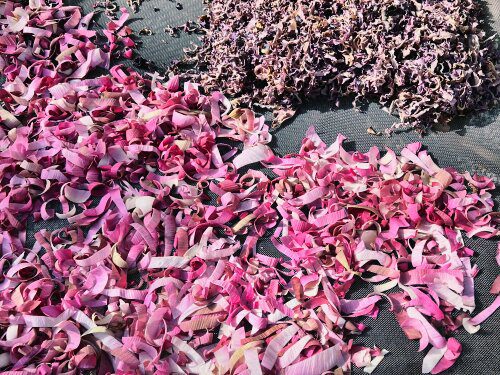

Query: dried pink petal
<box><xmin>0</xmin><ymin>2</ymin><xmax>498</xmax><ymax>375</ymax></box>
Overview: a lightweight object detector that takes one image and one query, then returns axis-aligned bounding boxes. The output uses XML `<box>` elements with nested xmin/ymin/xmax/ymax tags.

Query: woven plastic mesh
<box><xmin>54</xmin><ymin>1</ymin><xmax>499</xmax><ymax>374</ymax></box>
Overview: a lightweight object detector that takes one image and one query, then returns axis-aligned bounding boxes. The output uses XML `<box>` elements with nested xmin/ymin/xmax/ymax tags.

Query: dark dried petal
<box><xmin>172</xmin><ymin>0</ymin><xmax>500</xmax><ymax>132</ymax></box>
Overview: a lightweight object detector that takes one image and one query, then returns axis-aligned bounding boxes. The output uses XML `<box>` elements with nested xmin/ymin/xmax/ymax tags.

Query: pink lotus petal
<box><xmin>284</xmin><ymin>345</ymin><xmax>347</xmax><ymax>375</ymax></box>
<box><xmin>233</xmin><ymin>144</ymin><xmax>273</xmax><ymax>170</ymax></box>
<box><xmin>0</xmin><ymin>2</ymin><xmax>498</xmax><ymax>373</ymax></box>
<box><xmin>261</xmin><ymin>325</ymin><xmax>300</xmax><ymax>370</ymax></box>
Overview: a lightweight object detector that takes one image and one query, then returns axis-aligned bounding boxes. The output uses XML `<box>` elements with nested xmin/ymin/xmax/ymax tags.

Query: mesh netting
<box><xmin>58</xmin><ymin>1</ymin><xmax>500</xmax><ymax>374</ymax></box>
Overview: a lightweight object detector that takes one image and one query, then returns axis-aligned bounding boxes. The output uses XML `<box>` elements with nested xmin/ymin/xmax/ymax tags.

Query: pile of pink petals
<box><xmin>0</xmin><ymin>1</ymin><xmax>499</xmax><ymax>374</ymax></box>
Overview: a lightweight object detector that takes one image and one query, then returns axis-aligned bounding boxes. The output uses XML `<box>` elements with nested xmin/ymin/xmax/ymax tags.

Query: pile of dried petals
<box><xmin>0</xmin><ymin>1</ymin><xmax>499</xmax><ymax>374</ymax></box>
<box><xmin>174</xmin><ymin>0</ymin><xmax>500</xmax><ymax>131</ymax></box>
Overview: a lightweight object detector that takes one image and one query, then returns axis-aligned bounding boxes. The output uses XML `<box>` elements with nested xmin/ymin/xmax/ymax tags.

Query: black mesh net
<box><xmin>56</xmin><ymin>1</ymin><xmax>500</xmax><ymax>374</ymax></box>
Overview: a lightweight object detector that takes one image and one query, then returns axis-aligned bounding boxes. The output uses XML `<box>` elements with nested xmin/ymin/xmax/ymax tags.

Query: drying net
<box><xmin>54</xmin><ymin>1</ymin><xmax>500</xmax><ymax>373</ymax></box>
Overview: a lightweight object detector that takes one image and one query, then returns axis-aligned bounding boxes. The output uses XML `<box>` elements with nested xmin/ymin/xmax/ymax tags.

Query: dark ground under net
<box><xmin>51</xmin><ymin>1</ymin><xmax>500</xmax><ymax>374</ymax></box>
